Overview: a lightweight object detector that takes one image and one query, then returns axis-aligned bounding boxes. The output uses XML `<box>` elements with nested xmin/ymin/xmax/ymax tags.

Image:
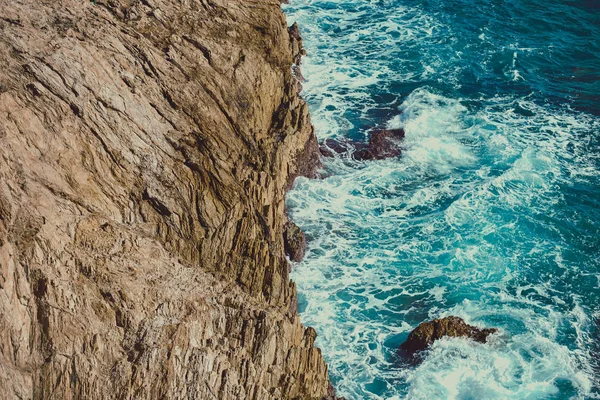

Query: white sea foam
<box><xmin>393</xmin><ymin>89</ymin><xmax>477</xmax><ymax>173</ymax></box>
<box><xmin>283</xmin><ymin>0</ymin><xmax>442</xmax><ymax>138</ymax></box>
<box><xmin>284</xmin><ymin>1</ymin><xmax>600</xmax><ymax>399</ymax></box>
<box><xmin>405</xmin><ymin>333</ymin><xmax>591</xmax><ymax>400</ymax></box>
<box><xmin>287</xmin><ymin>92</ymin><xmax>600</xmax><ymax>398</ymax></box>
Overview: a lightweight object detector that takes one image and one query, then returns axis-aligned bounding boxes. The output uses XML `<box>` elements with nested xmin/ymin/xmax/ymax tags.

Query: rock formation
<box><xmin>0</xmin><ymin>0</ymin><xmax>331</xmax><ymax>398</ymax></box>
<box><xmin>400</xmin><ymin>316</ymin><xmax>498</xmax><ymax>356</ymax></box>
<box><xmin>283</xmin><ymin>221</ymin><xmax>307</xmax><ymax>263</ymax></box>
<box><xmin>320</xmin><ymin>128</ymin><xmax>405</xmax><ymax>161</ymax></box>
<box><xmin>367</xmin><ymin>129</ymin><xmax>405</xmax><ymax>160</ymax></box>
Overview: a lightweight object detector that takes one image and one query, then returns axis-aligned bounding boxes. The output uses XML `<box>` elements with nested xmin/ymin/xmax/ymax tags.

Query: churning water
<box><xmin>283</xmin><ymin>0</ymin><xmax>600</xmax><ymax>399</ymax></box>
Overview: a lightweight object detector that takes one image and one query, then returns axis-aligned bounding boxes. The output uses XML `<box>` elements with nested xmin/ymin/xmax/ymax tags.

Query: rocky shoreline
<box><xmin>0</xmin><ymin>0</ymin><xmax>337</xmax><ymax>398</ymax></box>
<box><xmin>0</xmin><ymin>0</ymin><xmax>503</xmax><ymax>397</ymax></box>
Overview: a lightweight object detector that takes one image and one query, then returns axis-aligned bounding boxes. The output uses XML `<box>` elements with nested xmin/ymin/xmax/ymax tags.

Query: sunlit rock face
<box><xmin>0</xmin><ymin>0</ymin><xmax>331</xmax><ymax>398</ymax></box>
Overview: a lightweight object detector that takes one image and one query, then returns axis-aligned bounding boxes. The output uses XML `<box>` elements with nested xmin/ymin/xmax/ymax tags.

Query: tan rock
<box><xmin>0</xmin><ymin>0</ymin><xmax>329</xmax><ymax>398</ymax></box>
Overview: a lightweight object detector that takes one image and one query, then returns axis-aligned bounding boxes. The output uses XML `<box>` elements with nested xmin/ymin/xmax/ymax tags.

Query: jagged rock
<box><xmin>320</xmin><ymin>128</ymin><xmax>405</xmax><ymax>161</ymax></box>
<box><xmin>400</xmin><ymin>316</ymin><xmax>498</xmax><ymax>355</ymax></box>
<box><xmin>367</xmin><ymin>128</ymin><xmax>405</xmax><ymax>159</ymax></box>
<box><xmin>288</xmin><ymin>22</ymin><xmax>302</xmax><ymax>41</ymax></box>
<box><xmin>284</xmin><ymin>220</ymin><xmax>307</xmax><ymax>262</ymax></box>
<box><xmin>0</xmin><ymin>0</ymin><xmax>330</xmax><ymax>399</ymax></box>
<box><xmin>289</xmin><ymin>126</ymin><xmax>322</xmax><ymax>187</ymax></box>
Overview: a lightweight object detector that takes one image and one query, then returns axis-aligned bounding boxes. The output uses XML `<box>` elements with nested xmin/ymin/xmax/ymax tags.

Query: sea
<box><xmin>282</xmin><ymin>0</ymin><xmax>600</xmax><ymax>399</ymax></box>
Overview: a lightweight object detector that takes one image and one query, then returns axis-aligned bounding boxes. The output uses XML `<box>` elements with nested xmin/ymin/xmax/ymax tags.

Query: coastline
<box><xmin>0</xmin><ymin>0</ymin><xmax>337</xmax><ymax>398</ymax></box>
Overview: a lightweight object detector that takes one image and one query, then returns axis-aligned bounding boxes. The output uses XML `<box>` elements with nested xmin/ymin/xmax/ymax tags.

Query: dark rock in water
<box><xmin>319</xmin><ymin>138</ymin><xmax>346</xmax><ymax>157</ymax></box>
<box><xmin>284</xmin><ymin>220</ymin><xmax>307</xmax><ymax>262</ymax></box>
<box><xmin>320</xmin><ymin>137</ymin><xmax>369</xmax><ymax>158</ymax></box>
<box><xmin>400</xmin><ymin>316</ymin><xmax>498</xmax><ymax>355</ymax></box>
<box><xmin>319</xmin><ymin>128</ymin><xmax>405</xmax><ymax>161</ymax></box>
<box><xmin>368</xmin><ymin>128</ymin><xmax>405</xmax><ymax>160</ymax></box>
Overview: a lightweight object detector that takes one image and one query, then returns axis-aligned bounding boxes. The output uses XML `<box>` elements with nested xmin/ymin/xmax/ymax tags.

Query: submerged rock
<box><xmin>320</xmin><ymin>128</ymin><xmax>405</xmax><ymax>161</ymax></box>
<box><xmin>320</xmin><ymin>137</ymin><xmax>369</xmax><ymax>158</ymax></box>
<box><xmin>367</xmin><ymin>128</ymin><xmax>405</xmax><ymax>159</ymax></box>
<box><xmin>400</xmin><ymin>316</ymin><xmax>498</xmax><ymax>355</ymax></box>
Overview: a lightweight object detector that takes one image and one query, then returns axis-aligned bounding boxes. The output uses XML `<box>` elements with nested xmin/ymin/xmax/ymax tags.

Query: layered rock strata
<box><xmin>0</xmin><ymin>0</ymin><xmax>329</xmax><ymax>398</ymax></box>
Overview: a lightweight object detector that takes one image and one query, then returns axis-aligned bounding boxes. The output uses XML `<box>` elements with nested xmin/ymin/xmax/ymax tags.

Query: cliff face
<box><xmin>0</xmin><ymin>0</ymin><xmax>328</xmax><ymax>398</ymax></box>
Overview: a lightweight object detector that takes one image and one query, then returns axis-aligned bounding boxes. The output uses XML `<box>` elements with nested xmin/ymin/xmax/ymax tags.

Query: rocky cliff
<box><xmin>0</xmin><ymin>0</ymin><xmax>331</xmax><ymax>398</ymax></box>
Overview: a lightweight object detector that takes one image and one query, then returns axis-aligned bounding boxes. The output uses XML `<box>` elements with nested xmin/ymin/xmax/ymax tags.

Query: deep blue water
<box><xmin>283</xmin><ymin>0</ymin><xmax>600</xmax><ymax>399</ymax></box>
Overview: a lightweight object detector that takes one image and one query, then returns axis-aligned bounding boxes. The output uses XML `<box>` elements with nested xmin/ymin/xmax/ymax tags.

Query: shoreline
<box><xmin>0</xmin><ymin>0</ymin><xmax>338</xmax><ymax>398</ymax></box>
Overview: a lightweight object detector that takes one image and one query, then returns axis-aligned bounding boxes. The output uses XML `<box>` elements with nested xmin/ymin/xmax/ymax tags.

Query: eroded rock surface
<box><xmin>0</xmin><ymin>0</ymin><xmax>330</xmax><ymax>398</ymax></box>
<box><xmin>400</xmin><ymin>316</ymin><xmax>498</xmax><ymax>355</ymax></box>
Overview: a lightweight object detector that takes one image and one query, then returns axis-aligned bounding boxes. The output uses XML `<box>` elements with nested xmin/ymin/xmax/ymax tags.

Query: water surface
<box><xmin>283</xmin><ymin>1</ymin><xmax>600</xmax><ymax>399</ymax></box>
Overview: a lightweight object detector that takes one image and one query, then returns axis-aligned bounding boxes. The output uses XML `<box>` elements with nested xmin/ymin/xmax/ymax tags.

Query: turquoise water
<box><xmin>283</xmin><ymin>1</ymin><xmax>600</xmax><ymax>399</ymax></box>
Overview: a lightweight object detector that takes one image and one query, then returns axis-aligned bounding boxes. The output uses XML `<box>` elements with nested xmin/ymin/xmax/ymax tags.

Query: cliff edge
<box><xmin>0</xmin><ymin>0</ymin><xmax>329</xmax><ymax>398</ymax></box>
